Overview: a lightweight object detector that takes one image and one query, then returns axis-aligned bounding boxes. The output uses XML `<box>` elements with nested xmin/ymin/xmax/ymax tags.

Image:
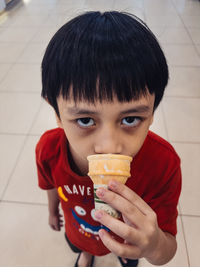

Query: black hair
<box><xmin>41</xmin><ymin>11</ymin><xmax>168</xmax><ymax>117</ymax></box>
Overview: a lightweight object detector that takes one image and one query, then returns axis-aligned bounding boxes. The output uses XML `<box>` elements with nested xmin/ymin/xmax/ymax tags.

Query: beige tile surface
<box><xmin>166</xmin><ymin>66</ymin><xmax>200</xmax><ymax>97</ymax></box>
<box><xmin>0</xmin><ymin>134</ymin><xmax>26</xmax><ymax>198</ymax></box>
<box><xmin>0</xmin><ymin>27</ymin><xmax>39</xmax><ymax>43</ymax></box>
<box><xmin>163</xmin><ymin>97</ymin><xmax>200</xmax><ymax>142</ymax></box>
<box><xmin>172</xmin><ymin>143</ymin><xmax>200</xmax><ymax>216</ymax></box>
<box><xmin>182</xmin><ymin>216</ymin><xmax>200</xmax><ymax>267</ymax></box>
<box><xmin>0</xmin><ymin>63</ymin><xmax>11</xmax><ymax>81</ymax></box>
<box><xmin>173</xmin><ymin>0</ymin><xmax>200</xmax><ymax>16</ymax></box>
<box><xmin>181</xmin><ymin>15</ymin><xmax>200</xmax><ymax>28</ymax></box>
<box><xmin>188</xmin><ymin>28</ymin><xmax>200</xmax><ymax>44</ymax></box>
<box><xmin>16</xmin><ymin>43</ymin><xmax>46</xmax><ymax>64</ymax></box>
<box><xmin>30</xmin><ymin>101</ymin><xmax>57</xmax><ymax>135</ymax></box>
<box><xmin>3</xmin><ymin>136</ymin><xmax>47</xmax><ymax>204</ymax></box>
<box><xmin>157</xmin><ymin>28</ymin><xmax>192</xmax><ymax>44</ymax></box>
<box><xmin>146</xmin><ymin>14</ymin><xmax>184</xmax><ymax>28</ymax></box>
<box><xmin>150</xmin><ymin>104</ymin><xmax>168</xmax><ymax>140</ymax></box>
<box><xmin>0</xmin><ymin>43</ymin><xmax>27</xmax><ymax>63</ymax></box>
<box><xmin>0</xmin><ymin>92</ymin><xmax>41</xmax><ymax>134</ymax></box>
<box><xmin>0</xmin><ymin>64</ymin><xmax>41</xmax><ymax>92</ymax></box>
<box><xmin>162</xmin><ymin>44</ymin><xmax>200</xmax><ymax>66</ymax></box>
<box><xmin>0</xmin><ymin>202</ymin><xmax>75</xmax><ymax>267</ymax></box>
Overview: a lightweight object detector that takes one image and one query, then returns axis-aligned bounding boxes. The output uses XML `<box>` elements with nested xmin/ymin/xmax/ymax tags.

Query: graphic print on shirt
<box><xmin>57</xmin><ymin>184</ymin><xmax>109</xmax><ymax>241</ymax></box>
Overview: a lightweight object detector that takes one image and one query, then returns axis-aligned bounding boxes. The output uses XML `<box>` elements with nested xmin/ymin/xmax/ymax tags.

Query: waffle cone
<box><xmin>87</xmin><ymin>154</ymin><xmax>132</xmax><ymax>218</ymax></box>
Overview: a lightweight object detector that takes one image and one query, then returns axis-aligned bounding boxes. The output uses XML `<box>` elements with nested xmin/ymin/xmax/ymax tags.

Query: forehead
<box><xmin>57</xmin><ymin>92</ymin><xmax>155</xmax><ymax>113</ymax></box>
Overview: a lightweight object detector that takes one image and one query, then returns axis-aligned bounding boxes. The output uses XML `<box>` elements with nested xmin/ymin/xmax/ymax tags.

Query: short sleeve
<box><xmin>149</xmin><ymin>165</ymin><xmax>182</xmax><ymax>236</ymax></box>
<box><xmin>35</xmin><ymin>141</ymin><xmax>55</xmax><ymax>190</ymax></box>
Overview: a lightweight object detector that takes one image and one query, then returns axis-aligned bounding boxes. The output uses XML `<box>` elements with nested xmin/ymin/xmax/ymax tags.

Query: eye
<box><xmin>74</xmin><ymin>206</ymin><xmax>86</xmax><ymax>216</ymax></box>
<box><xmin>76</xmin><ymin>118</ymin><xmax>94</xmax><ymax>127</ymax></box>
<box><xmin>122</xmin><ymin>117</ymin><xmax>141</xmax><ymax>127</ymax></box>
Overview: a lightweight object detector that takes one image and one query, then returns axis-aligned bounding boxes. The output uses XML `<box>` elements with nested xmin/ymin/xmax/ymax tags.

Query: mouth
<box><xmin>72</xmin><ymin>209</ymin><xmax>109</xmax><ymax>235</ymax></box>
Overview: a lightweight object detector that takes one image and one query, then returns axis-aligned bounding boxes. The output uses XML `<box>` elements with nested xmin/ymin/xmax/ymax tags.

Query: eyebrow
<box><xmin>67</xmin><ymin>105</ymin><xmax>151</xmax><ymax>115</ymax></box>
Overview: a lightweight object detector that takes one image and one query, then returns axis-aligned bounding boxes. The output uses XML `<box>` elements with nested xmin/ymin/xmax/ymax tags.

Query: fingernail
<box><xmin>95</xmin><ymin>210</ymin><xmax>103</xmax><ymax>219</ymax></box>
<box><xmin>96</xmin><ymin>188</ymin><xmax>106</xmax><ymax>197</ymax></box>
<box><xmin>108</xmin><ymin>180</ymin><xmax>118</xmax><ymax>189</ymax></box>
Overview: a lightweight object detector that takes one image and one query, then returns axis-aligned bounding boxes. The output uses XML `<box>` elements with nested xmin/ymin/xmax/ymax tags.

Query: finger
<box><xmin>95</xmin><ymin>210</ymin><xmax>142</xmax><ymax>246</ymax></box>
<box><xmin>98</xmin><ymin>229</ymin><xmax>141</xmax><ymax>259</ymax></box>
<box><xmin>108</xmin><ymin>180</ymin><xmax>153</xmax><ymax>215</ymax></box>
<box><xmin>96</xmin><ymin>187</ymin><xmax>145</xmax><ymax>228</ymax></box>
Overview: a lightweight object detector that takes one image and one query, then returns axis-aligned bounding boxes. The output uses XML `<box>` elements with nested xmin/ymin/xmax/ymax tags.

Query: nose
<box><xmin>94</xmin><ymin>126</ymin><xmax>122</xmax><ymax>154</ymax></box>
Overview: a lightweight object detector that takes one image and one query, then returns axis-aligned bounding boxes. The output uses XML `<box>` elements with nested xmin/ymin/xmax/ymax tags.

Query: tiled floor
<box><xmin>0</xmin><ymin>0</ymin><xmax>200</xmax><ymax>266</ymax></box>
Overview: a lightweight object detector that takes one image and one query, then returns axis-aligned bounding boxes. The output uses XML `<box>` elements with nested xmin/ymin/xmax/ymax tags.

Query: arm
<box><xmin>94</xmin><ymin>181</ymin><xmax>178</xmax><ymax>265</ymax></box>
<box><xmin>47</xmin><ymin>188</ymin><xmax>63</xmax><ymax>231</ymax></box>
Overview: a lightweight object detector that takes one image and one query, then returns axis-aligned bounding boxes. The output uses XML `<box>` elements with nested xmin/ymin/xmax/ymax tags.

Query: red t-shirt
<box><xmin>35</xmin><ymin>128</ymin><xmax>181</xmax><ymax>256</ymax></box>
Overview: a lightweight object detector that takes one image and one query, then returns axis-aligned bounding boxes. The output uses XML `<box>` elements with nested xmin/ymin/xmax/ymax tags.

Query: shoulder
<box><xmin>35</xmin><ymin>128</ymin><xmax>65</xmax><ymax>162</ymax></box>
<box><xmin>145</xmin><ymin>131</ymin><xmax>180</xmax><ymax>165</ymax></box>
<box><xmin>133</xmin><ymin>131</ymin><xmax>181</xmax><ymax>176</ymax></box>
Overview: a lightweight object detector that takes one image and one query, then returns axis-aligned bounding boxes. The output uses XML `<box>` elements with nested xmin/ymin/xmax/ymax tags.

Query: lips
<box><xmin>72</xmin><ymin>209</ymin><xmax>109</xmax><ymax>235</ymax></box>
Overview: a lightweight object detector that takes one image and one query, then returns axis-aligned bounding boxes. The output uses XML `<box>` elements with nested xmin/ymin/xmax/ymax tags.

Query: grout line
<box><xmin>0</xmin><ymin>132</ymin><xmax>41</xmax><ymax>136</ymax></box>
<box><xmin>0</xmin><ymin>135</ymin><xmax>29</xmax><ymax>200</ymax></box>
<box><xmin>0</xmin><ymin>90</ymin><xmax>41</xmax><ymax>94</ymax></box>
<box><xmin>179</xmin><ymin>214</ymin><xmax>191</xmax><ymax>267</ymax></box>
<box><xmin>171</xmin><ymin>140</ymin><xmax>200</xmax><ymax>145</ymax></box>
<box><xmin>160</xmin><ymin>103</ymin><xmax>170</xmax><ymax>141</ymax></box>
<box><xmin>170</xmin><ymin>0</ymin><xmax>200</xmax><ymax>57</ymax></box>
<box><xmin>164</xmin><ymin>95</ymin><xmax>200</xmax><ymax>99</ymax></box>
<box><xmin>1</xmin><ymin>199</ymin><xmax>47</xmax><ymax>207</ymax></box>
<box><xmin>180</xmin><ymin>214</ymin><xmax>200</xmax><ymax>218</ymax></box>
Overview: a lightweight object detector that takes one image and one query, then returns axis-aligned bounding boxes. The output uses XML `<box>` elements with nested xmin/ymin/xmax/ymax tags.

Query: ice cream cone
<box><xmin>87</xmin><ymin>154</ymin><xmax>132</xmax><ymax>218</ymax></box>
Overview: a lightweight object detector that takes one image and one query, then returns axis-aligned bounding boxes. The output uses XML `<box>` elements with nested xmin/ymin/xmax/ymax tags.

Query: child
<box><xmin>36</xmin><ymin>11</ymin><xmax>181</xmax><ymax>267</ymax></box>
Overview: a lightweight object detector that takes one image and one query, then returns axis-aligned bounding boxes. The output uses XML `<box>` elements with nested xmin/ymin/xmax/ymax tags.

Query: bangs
<box><xmin>42</xmin><ymin>11</ymin><xmax>168</xmax><ymax>114</ymax></box>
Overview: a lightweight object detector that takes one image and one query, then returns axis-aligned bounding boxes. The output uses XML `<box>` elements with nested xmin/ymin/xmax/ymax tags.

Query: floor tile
<box><xmin>3</xmin><ymin>135</ymin><xmax>47</xmax><ymax>204</ymax></box>
<box><xmin>188</xmin><ymin>28</ymin><xmax>200</xmax><ymax>45</ymax></box>
<box><xmin>174</xmin><ymin>0</ymin><xmax>200</xmax><ymax>16</ymax></box>
<box><xmin>49</xmin><ymin>1</ymin><xmax>86</xmax><ymax>17</ymax></box>
<box><xmin>42</xmin><ymin>14</ymin><xmax>73</xmax><ymax>28</ymax></box>
<box><xmin>146</xmin><ymin>14</ymin><xmax>184</xmax><ymax>28</ymax></box>
<box><xmin>84</xmin><ymin>0</ymin><xmax>115</xmax><ymax>11</ymax></box>
<box><xmin>0</xmin><ymin>134</ymin><xmax>26</xmax><ymax>198</ymax></box>
<box><xmin>0</xmin><ymin>63</ymin><xmax>11</xmax><ymax>81</ymax></box>
<box><xmin>144</xmin><ymin>0</ymin><xmax>176</xmax><ymax>15</ymax></box>
<box><xmin>166</xmin><ymin>66</ymin><xmax>200</xmax><ymax>97</ymax></box>
<box><xmin>162</xmin><ymin>44</ymin><xmax>200</xmax><ymax>66</ymax></box>
<box><xmin>16</xmin><ymin>43</ymin><xmax>47</xmax><ymax>64</ymax></box>
<box><xmin>181</xmin><ymin>15</ymin><xmax>200</xmax><ymax>28</ymax></box>
<box><xmin>30</xmin><ymin>101</ymin><xmax>57</xmax><ymax>135</ymax></box>
<box><xmin>95</xmin><ymin>253</ymin><xmax>121</xmax><ymax>267</ymax></box>
<box><xmin>0</xmin><ymin>202</ymin><xmax>75</xmax><ymax>267</ymax></box>
<box><xmin>182</xmin><ymin>216</ymin><xmax>200</xmax><ymax>267</ymax></box>
<box><xmin>0</xmin><ymin>43</ymin><xmax>26</xmax><ymax>63</ymax></box>
<box><xmin>31</xmin><ymin>26</ymin><xmax>58</xmax><ymax>43</ymax></box>
<box><xmin>8</xmin><ymin>13</ymin><xmax>49</xmax><ymax>27</ymax></box>
<box><xmin>150</xmin><ymin>104</ymin><xmax>168</xmax><ymax>140</ymax></box>
<box><xmin>0</xmin><ymin>26</ymin><xmax>39</xmax><ymax>43</ymax></box>
<box><xmin>0</xmin><ymin>92</ymin><xmax>41</xmax><ymax>134</ymax></box>
<box><xmin>114</xmin><ymin>0</ymin><xmax>144</xmax><ymax>9</ymax></box>
<box><xmin>138</xmin><ymin>216</ymin><xmax>189</xmax><ymax>267</ymax></box>
<box><xmin>172</xmin><ymin>143</ymin><xmax>200</xmax><ymax>216</ymax></box>
<box><xmin>163</xmin><ymin>97</ymin><xmax>200</xmax><ymax>142</ymax></box>
<box><xmin>156</xmin><ymin>28</ymin><xmax>192</xmax><ymax>44</ymax></box>
<box><xmin>113</xmin><ymin>5</ymin><xmax>144</xmax><ymax>21</ymax></box>
<box><xmin>0</xmin><ymin>64</ymin><xmax>41</xmax><ymax>92</ymax></box>
<box><xmin>195</xmin><ymin>45</ymin><xmax>200</xmax><ymax>55</ymax></box>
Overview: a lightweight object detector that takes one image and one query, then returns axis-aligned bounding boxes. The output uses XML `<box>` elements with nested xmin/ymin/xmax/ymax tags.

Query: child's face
<box><xmin>56</xmin><ymin>91</ymin><xmax>154</xmax><ymax>175</ymax></box>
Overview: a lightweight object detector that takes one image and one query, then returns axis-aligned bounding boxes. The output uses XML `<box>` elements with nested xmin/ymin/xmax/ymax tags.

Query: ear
<box><xmin>55</xmin><ymin>113</ymin><xmax>63</xmax><ymax>129</ymax></box>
